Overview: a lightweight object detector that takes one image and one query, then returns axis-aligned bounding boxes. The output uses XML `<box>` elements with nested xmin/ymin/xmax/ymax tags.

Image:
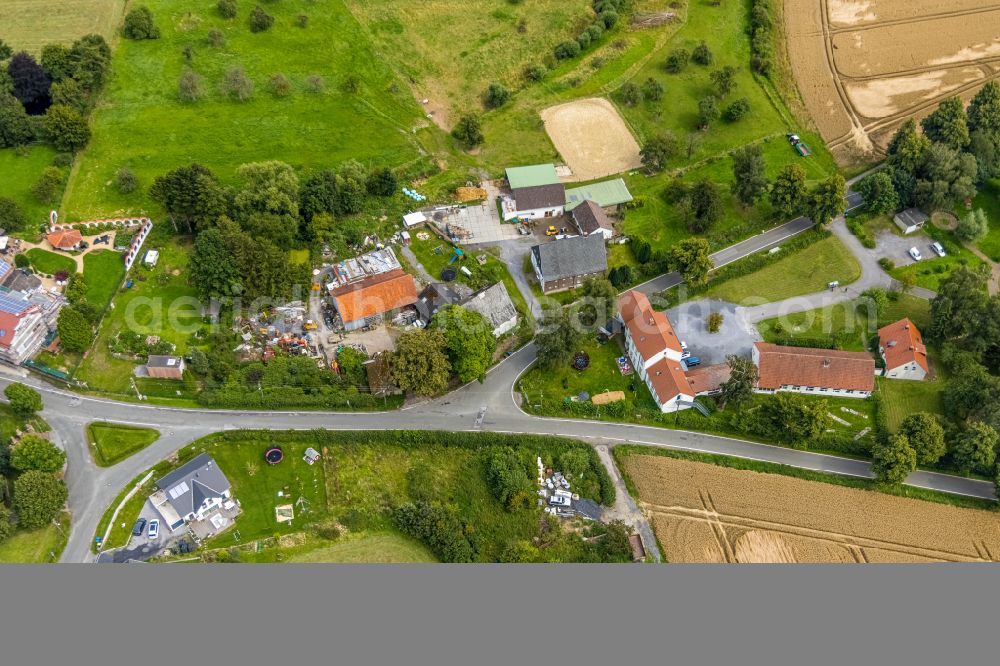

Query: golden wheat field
<box><xmin>621</xmin><ymin>454</ymin><xmax>1000</xmax><ymax>563</ymax></box>
<box><xmin>784</xmin><ymin>0</ymin><xmax>1000</xmax><ymax>164</ymax></box>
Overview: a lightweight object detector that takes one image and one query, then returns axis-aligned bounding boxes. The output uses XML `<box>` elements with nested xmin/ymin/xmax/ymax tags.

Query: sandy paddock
<box><xmin>623</xmin><ymin>454</ymin><xmax>1000</xmax><ymax>563</ymax></box>
<box><xmin>540</xmin><ymin>98</ymin><xmax>642</xmax><ymax>182</ymax></box>
<box><xmin>785</xmin><ymin>0</ymin><xmax>1000</xmax><ymax>165</ymax></box>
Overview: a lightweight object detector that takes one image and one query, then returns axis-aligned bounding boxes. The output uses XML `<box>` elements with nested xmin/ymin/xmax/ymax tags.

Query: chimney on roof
<box><xmin>822</xmin><ymin>358</ymin><xmax>831</xmax><ymax>368</ymax></box>
<box><xmin>887</xmin><ymin>340</ymin><xmax>897</xmax><ymax>347</ymax></box>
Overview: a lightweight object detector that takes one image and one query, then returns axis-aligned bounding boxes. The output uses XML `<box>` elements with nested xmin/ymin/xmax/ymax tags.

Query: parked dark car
<box><xmin>131</xmin><ymin>518</ymin><xmax>147</xmax><ymax>536</ymax></box>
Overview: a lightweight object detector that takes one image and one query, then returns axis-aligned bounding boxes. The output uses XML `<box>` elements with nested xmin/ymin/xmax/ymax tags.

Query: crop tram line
<box><xmin>818</xmin><ymin>0</ymin><xmax>867</xmax><ymax>151</ymax></box>
<box><xmin>825</xmin><ymin>4</ymin><xmax>1000</xmax><ymax>35</ymax></box>
<box><xmin>642</xmin><ymin>502</ymin><xmax>989</xmax><ymax>563</ymax></box>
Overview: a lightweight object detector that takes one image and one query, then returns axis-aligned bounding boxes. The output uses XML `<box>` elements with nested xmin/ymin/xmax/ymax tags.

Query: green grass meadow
<box><xmin>62</xmin><ymin>0</ymin><xmax>432</xmax><ymax>220</ymax></box>
<box><xmin>82</xmin><ymin>249</ymin><xmax>127</xmax><ymax>309</ymax></box>
<box><xmin>705</xmin><ymin>235</ymin><xmax>861</xmax><ymax>304</ymax></box>
<box><xmin>87</xmin><ymin>422</ymin><xmax>160</xmax><ymax>467</ymax></box>
<box><xmin>0</xmin><ymin>513</ymin><xmax>70</xmax><ymax>563</ymax></box>
<box><xmin>0</xmin><ymin>146</ymin><xmax>63</xmax><ymax>231</ymax></box>
<box><xmin>24</xmin><ymin>248</ymin><xmax>76</xmax><ymax>276</ymax></box>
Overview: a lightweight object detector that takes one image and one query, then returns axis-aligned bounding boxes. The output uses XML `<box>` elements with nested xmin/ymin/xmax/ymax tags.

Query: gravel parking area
<box><xmin>666</xmin><ymin>299</ymin><xmax>758</xmax><ymax>365</ymax></box>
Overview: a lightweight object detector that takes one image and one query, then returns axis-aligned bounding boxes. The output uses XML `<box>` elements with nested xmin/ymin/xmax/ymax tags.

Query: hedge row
<box><xmin>847</xmin><ymin>218</ymin><xmax>876</xmax><ymax>249</ymax></box>
<box><xmin>750</xmin><ymin>0</ymin><xmax>775</xmax><ymax>76</ymax></box>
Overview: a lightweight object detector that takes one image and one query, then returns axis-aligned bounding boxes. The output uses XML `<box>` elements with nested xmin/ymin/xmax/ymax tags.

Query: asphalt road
<box><xmin>1</xmin><ymin>339</ymin><xmax>994</xmax><ymax>564</ymax></box>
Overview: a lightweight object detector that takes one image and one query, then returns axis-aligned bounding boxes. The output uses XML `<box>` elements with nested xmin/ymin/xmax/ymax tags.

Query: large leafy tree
<box><xmin>11</xmin><ymin>435</ymin><xmax>66</xmax><ymax>473</ymax></box>
<box><xmin>871</xmin><ymin>434</ymin><xmax>917</xmax><ymax>485</ymax></box>
<box><xmin>433</xmin><ymin>305</ymin><xmax>496</xmax><ymax>383</ymax></box>
<box><xmin>13</xmin><ymin>470</ymin><xmax>68</xmax><ymax>528</ymax></box>
<box><xmin>928</xmin><ymin>266</ymin><xmax>990</xmax><ymax>345</ymax></box>
<box><xmin>7</xmin><ymin>51</ymin><xmax>50</xmax><ymax>110</ymax></box>
<box><xmin>150</xmin><ymin>163</ymin><xmax>229</xmax><ymax>232</ymax></box>
<box><xmin>718</xmin><ymin>354</ymin><xmax>758</xmax><ymax>409</ymax></box>
<box><xmin>640</xmin><ymin>133</ymin><xmax>678</xmax><ymax>172</ymax></box>
<box><xmin>684</xmin><ymin>179</ymin><xmax>723</xmax><ymax>233</ymax></box>
<box><xmin>484</xmin><ymin>447</ymin><xmax>533</xmax><ymax>510</ymax></box>
<box><xmin>968</xmin><ymin>81</ymin><xmax>1000</xmax><ymax>136</ymax></box>
<box><xmin>0</xmin><ymin>93</ymin><xmax>34</xmax><ymax>147</ymax></box>
<box><xmin>57</xmin><ymin>306</ymin><xmax>93</xmax><ymax>352</ymax></box>
<box><xmin>123</xmin><ymin>6</ymin><xmax>161</xmax><ymax>40</ymax></box>
<box><xmin>951</xmin><ymin>421</ymin><xmax>999</xmax><ymax>475</ymax></box>
<box><xmin>577</xmin><ymin>278</ymin><xmax>618</xmax><ymax>328</ymax></box>
<box><xmin>535</xmin><ymin>309</ymin><xmax>582</xmax><ymax>370</ymax></box>
<box><xmin>886</xmin><ymin>119</ymin><xmax>930</xmax><ymax>174</ymax></box>
<box><xmin>392</xmin><ymin>329</ymin><xmax>451</xmax><ymax>396</ymax></box>
<box><xmin>897</xmin><ymin>412</ymin><xmax>946</xmax><ymax>466</ymax></box>
<box><xmin>189</xmin><ymin>220</ymin><xmax>242</xmax><ymax>300</ymax></box>
<box><xmin>4</xmin><ymin>383</ymin><xmax>42</xmax><ymax>417</ymax></box>
<box><xmin>914</xmin><ymin>142</ymin><xmax>977</xmax><ymax>211</ymax></box>
<box><xmin>855</xmin><ymin>171</ymin><xmax>899</xmax><ymax>215</ymax></box>
<box><xmin>731</xmin><ymin>144</ymin><xmax>767</xmax><ymax>205</ymax></box>
<box><xmin>67</xmin><ymin>34</ymin><xmax>112</xmax><ymax>93</ymax></box>
<box><xmin>40</xmin><ymin>43</ymin><xmax>73</xmax><ymax>82</ymax></box>
<box><xmin>43</xmin><ymin>104</ymin><xmax>90</xmax><ymax>151</ymax></box>
<box><xmin>769</xmin><ymin>163</ymin><xmax>808</xmax><ymax>219</ymax></box>
<box><xmin>667</xmin><ymin>237</ymin><xmax>713</xmax><ymax>286</ymax></box>
<box><xmin>234</xmin><ymin>160</ymin><xmax>299</xmax><ymax>220</ymax></box>
<box><xmin>806</xmin><ymin>174</ymin><xmax>845</xmax><ymax>225</ymax></box>
<box><xmin>921</xmin><ymin>96</ymin><xmax>970</xmax><ymax>150</ymax></box>
<box><xmin>0</xmin><ymin>197</ymin><xmax>27</xmax><ymax>232</ymax></box>
<box><xmin>956</xmin><ymin>209</ymin><xmax>989</xmax><ymax>243</ymax></box>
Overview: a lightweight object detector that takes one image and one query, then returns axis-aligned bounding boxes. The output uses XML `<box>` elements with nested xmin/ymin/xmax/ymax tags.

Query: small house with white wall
<box><xmin>878</xmin><ymin>318</ymin><xmax>928</xmax><ymax>381</ymax></box>
<box><xmin>152</xmin><ymin>453</ymin><xmax>232</xmax><ymax>531</ymax></box>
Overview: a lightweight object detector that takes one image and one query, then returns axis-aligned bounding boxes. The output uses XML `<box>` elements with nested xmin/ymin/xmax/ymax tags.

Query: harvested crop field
<box><xmin>784</xmin><ymin>0</ymin><xmax>1000</xmax><ymax>164</ymax></box>
<box><xmin>540</xmin><ymin>98</ymin><xmax>642</xmax><ymax>182</ymax></box>
<box><xmin>0</xmin><ymin>0</ymin><xmax>124</xmax><ymax>53</ymax></box>
<box><xmin>622</xmin><ymin>454</ymin><xmax>1000</xmax><ymax>563</ymax></box>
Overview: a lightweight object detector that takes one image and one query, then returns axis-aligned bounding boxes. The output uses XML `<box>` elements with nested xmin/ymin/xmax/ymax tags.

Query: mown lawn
<box><xmin>87</xmin><ymin>423</ymin><xmax>160</xmax><ymax>467</ymax></box>
<box><xmin>756</xmin><ymin>293</ymin><xmax>932</xmax><ymax>351</ymax></box>
<box><xmin>75</xmin><ymin>234</ymin><xmax>202</xmax><ymax>394</ymax></box>
<box><xmin>82</xmin><ymin>250</ymin><xmax>126</xmax><ymax>310</ymax></box>
<box><xmin>62</xmin><ymin>0</ymin><xmax>431</xmax><ymax>219</ymax></box>
<box><xmin>25</xmin><ymin>248</ymin><xmax>76</xmax><ymax>276</ymax></box>
<box><xmin>0</xmin><ymin>513</ymin><xmax>70</xmax><ymax>563</ymax></box>
<box><xmin>518</xmin><ymin>335</ymin><xmax>659</xmax><ymax>411</ymax></box>
<box><xmin>878</xmin><ymin>375</ymin><xmax>948</xmax><ymax>432</ymax></box>
<box><xmin>705</xmin><ymin>235</ymin><xmax>861</xmax><ymax>304</ymax></box>
<box><xmin>0</xmin><ymin>146</ymin><xmax>62</xmax><ymax>232</ymax></box>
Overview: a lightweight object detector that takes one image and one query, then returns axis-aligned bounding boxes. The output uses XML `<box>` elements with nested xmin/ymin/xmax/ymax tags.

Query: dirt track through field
<box><xmin>784</xmin><ymin>0</ymin><xmax>1000</xmax><ymax>164</ymax></box>
<box><xmin>623</xmin><ymin>454</ymin><xmax>1000</xmax><ymax>563</ymax></box>
<box><xmin>540</xmin><ymin>98</ymin><xmax>642</xmax><ymax>181</ymax></box>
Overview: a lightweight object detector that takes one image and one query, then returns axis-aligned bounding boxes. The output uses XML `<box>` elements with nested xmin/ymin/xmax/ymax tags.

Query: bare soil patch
<box><xmin>623</xmin><ymin>454</ymin><xmax>1000</xmax><ymax>563</ymax></box>
<box><xmin>540</xmin><ymin>98</ymin><xmax>642</xmax><ymax>182</ymax></box>
<box><xmin>845</xmin><ymin>68</ymin><xmax>985</xmax><ymax>119</ymax></box>
<box><xmin>827</xmin><ymin>0</ymin><xmax>997</xmax><ymax>27</ymax></box>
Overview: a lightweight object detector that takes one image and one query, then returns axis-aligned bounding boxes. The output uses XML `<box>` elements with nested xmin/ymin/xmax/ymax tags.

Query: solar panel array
<box><xmin>0</xmin><ymin>290</ymin><xmax>30</xmax><ymax>315</ymax></box>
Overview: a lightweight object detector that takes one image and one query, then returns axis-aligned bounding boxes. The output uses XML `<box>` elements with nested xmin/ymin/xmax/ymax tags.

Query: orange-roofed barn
<box><xmin>46</xmin><ymin>229</ymin><xmax>82</xmax><ymax>251</ymax></box>
<box><xmin>329</xmin><ymin>269</ymin><xmax>417</xmax><ymax>331</ymax></box>
<box><xmin>752</xmin><ymin>342</ymin><xmax>875</xmax><ymax>398</ymax></box>
<box><xmin>878</xmin><ymin>318</ymin><xmax>929</xmax><ymax>381</ymax></box>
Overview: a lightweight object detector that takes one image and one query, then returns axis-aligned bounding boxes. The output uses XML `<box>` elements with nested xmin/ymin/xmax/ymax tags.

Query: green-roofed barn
<box><xmin>564</xmin><ymin>178</ymin><xmax>633</xmax><ymax>212</ymax></box>
<box><xmin>505</xmin><ymin>164</ymin><xmax>560</xmax><ymax>190</ymax></box>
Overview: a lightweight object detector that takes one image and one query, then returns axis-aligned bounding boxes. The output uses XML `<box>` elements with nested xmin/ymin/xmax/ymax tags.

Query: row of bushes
<box><xmin>662</xmin><ymin>229</ymin><xmax>831</xmax><ymax>305</ymax></box>
<box><xmin>846</xmin><ymin>217</ymin><xmax>876</xmax><ymax>249</ymax></box>
<box><xmin>749</xmin><ymin>0</ymin><xmax>774</xmax><ymax>76</ymax></box>
<box><xmin>196</xmin><ymin>386</ymin><xmax>391</xmax><ymax>410</ymax></box>
<box><xmin>552</xmin><ymin>0</ymin><xmax>622</xmax><ymax>62</ymax></box>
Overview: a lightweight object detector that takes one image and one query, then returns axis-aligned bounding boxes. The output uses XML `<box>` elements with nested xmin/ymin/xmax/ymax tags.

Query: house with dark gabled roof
<box><xmin>571</xmin><ymin>200</ymin><xmax>615</xmax><ymax>239</ymax></box>
<box><xmin>152</xmin><ymin>453</ymin><xmax>232</xmax><ymax>531</ymax></box>
<box><xmin>530</xmin><ymin>234</ymin><xmax>607</xmax><ymax>293</ymax></box>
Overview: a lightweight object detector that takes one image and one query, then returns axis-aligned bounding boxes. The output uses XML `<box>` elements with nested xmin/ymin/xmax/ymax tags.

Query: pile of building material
<box><xmin>536</xmin><ymin>456</ymin><xmax>582</xmax><ymax>519</ymax></box>
<box><xmin>326</xmin><ymin>247</ymin><xmax>402</xmax><ymax>290</ymax></box>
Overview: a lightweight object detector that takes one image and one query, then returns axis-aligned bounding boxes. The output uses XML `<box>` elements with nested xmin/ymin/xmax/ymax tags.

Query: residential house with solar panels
<box><xmin>0</xmin><ymin>290</ymin><xmax>49</xmax><ymax>366</ymax></box>
<box><xmin>150</xmin><ymin>453</ymin><xmax>232</xmax><ymax>531</ymax></box>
